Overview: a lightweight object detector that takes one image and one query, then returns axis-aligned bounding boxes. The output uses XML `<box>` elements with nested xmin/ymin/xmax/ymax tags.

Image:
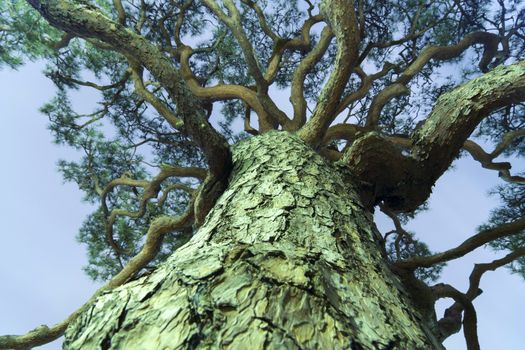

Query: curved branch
<box><xmin>395</xmin><ymin>216</ymin><xmax>525</xmax><ymax>269</ymax></box>
<box><xmin>366</xmin><ymin>32</ymin><xmax>500</xmax><ymax>127</ymax></box>
<box><xmin>298</xmin><ymin>0</ymin><xmax>360</xmax><ymax>145</ymax></box>
<box><xmin>335</xmin><ymin>63</ymin><xmax>397</xmax><ymax>116</ymax></box>
<box><xmin>112</xmin><ymin>0</ymin><xmax>126</xmax><ymax>25</ymax></box>
<box><xmin>322</xmin><ymin>123</ymin><xmax>363</xmax><ymax>144</ymax></box>
<box><xmin>101</xmin><ymin>166</ymin><xmax>205</xmax><ymax>254</ymax></box>
<box><xmin>491</xmin><ymin>128</ymin><xmax>525</xmax><ymax>158</ymax></box>
<box><xmin>438</xmin><ymin>248</ymin><xmax>525</xmax><ymax>341</ymax></box>
<box><xmin>243</xmin><ymin>104</ymin><xmax>259</xmax><ymax>136</ymax></box>
<box><xmin>265</xmin><ymin>14</ymin><xmax>325</xmax><ymax>85</ymax></box>
<box><xmin>240</xmin><ymin>0</ymin><xmax>279</xmax><ymax>42</ymax></box>
<box><xmin>202</xmin><ymin>0</ymin><xmax>291</xmax><ymax>131</ymax></box>
<box><xmin>158</xmin><ymin>184</ymin><xmax>195</xmax><ymax>208</ymax></box>
<box><xmin>463</xmin><ymin>139</ymin><xmax>525</xmax><ymax>184</ymax></box>
<box><xmin>178</xmin><ymin>45</ymin><xmax>273</xmax><ymax>129</ymax></box>
<box><xmin>432</xmin><ymin>284</ymin><xmax>480</xmax><ymax>350</ymax></box>
<box><xmin>380</xmin><ymin>204</ymin><xmax>416</xmax><ymax>260</ymax></box>
<box><xmin>202</xmin><ymin>0</ymin><xmax>266</xmax><ymax>89</ymax></box>
<box><xmin>331</xmin><ymin>64</ymin><xmax>525</xmax><ymax>212</ymax></box>
<box><xmin>28</xmin><ymin>0</ymin><xmax>233</xmax><ymax>227</ymax></box>
<box><xmin>130</xmin><ymin>64</ymin><xmax>183</xmax><ymax>130</ymax></box>
<box><xmin>409</xmin><ymin>61</ymin><xmax>525</xmax><ymax>201</ymax></box>
<box><xmin>467</xmin><ymin>247</ymin><xmax>525</xmax><ymax>300</ymax></box>
<box><xmin>48</xmin><ymin>70</ymin><xmax>131</xmax><ymax>91</ymax></box>
<box><xmin>290</xmin><ymin>26</ymin><xmax>333</xmax><ymax>130</ymax></box>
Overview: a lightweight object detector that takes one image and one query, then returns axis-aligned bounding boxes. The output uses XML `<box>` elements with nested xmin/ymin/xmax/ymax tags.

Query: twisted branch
<box><xmin>437</xmin><ymin>248</ymin><xmax>525</xmax><ymax>341</ymax></box>
<box><xmin>432</xmin><ymin>283</ymin><xmax>480</xmax><ymax>350</ymax></box>
<box><xmin>395</xmin><ymin>216</ymin><xmax>525</xmax><ymax>269</ymax></box>
<box><xmin>101</xmin><ymin>166</ymin><xmax>205</xmax><ymax>255</ymax></box>
<box><xmin>366</xmin><ymin>32</ymin><xmax>500</xmax><ymax>127</ymax></box>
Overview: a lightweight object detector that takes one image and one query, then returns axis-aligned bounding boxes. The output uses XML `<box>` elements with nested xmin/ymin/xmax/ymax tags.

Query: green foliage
<box><xmin>0</xmin><ymin>1</ymin><xmax>63</xmax><ymax>68</ymax></box>
<box><xmin>481</xmin><ymin>180</ymin><xmax>525</xmax><ymax>277</ymax></box>
<box><xmin>1</xmin><ymin>0</ymin><xmax>523</xmax><ymax>285</ymax></box>
<box><xmin>385</xmin><ymin>230</ymin><xmax>445</xmax><ymax>283</ymax></box>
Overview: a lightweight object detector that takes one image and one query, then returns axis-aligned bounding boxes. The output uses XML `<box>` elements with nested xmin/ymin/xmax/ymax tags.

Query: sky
<box><xmin>0</xmin><ymin>60</ymin><xmax>524</xmax><ymax>350</ymax></box>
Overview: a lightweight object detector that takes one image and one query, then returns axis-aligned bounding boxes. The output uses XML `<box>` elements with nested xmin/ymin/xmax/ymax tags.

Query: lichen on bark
<box><xmin>63</xmin><ymin>131</ymin><xmax>444</xmax><ymax>349</ymax></box>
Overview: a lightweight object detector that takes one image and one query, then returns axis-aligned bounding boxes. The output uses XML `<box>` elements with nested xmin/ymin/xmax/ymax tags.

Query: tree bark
<box><xmin>63</xmin><ymin>132</ymin><xmax>444</xmax><ymax>349</ymax></box>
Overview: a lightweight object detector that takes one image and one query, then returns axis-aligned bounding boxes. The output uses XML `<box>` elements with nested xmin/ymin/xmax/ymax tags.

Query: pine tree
<box><xmin>1</xmin><ymin>1</ymin><xmax>524</xmax><ymax>349</ymax></box>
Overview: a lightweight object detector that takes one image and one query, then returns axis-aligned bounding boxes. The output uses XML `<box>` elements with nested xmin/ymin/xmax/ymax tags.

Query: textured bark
<box><xmin>63</xmin><ymin>132</ymin><xmax>443</xmax><ymax>349</ymax></box>
<box><xmin>343</xmin><ymin>61</ymin><xmax>525</xmax><ymax>213</ymax></box>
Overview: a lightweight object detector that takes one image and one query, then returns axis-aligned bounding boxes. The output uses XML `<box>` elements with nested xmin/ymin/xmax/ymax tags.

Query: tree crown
<box><xmin>1</xmin><ymin>1</ymin><xmax>525</xmax><ymax>348</ymax></box>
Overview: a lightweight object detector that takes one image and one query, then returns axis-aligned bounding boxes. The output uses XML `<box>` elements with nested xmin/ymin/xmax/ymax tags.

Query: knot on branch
<box><xmin>340</xmin><ymin>132</ymin><xmax>430</xmax><ymax>212</ymax></box>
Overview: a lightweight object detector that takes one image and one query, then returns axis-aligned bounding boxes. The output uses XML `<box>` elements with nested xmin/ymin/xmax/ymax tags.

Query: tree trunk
<box><xmin>63</xmin><ymin>132</ymin><xmax>444</xmax><ymax>349</ymax></box>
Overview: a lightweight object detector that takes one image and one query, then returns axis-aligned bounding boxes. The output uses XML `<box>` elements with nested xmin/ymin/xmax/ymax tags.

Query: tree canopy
<box><xmin>1</xmin><ymin>0</ymin><xmax>525</xmax><ymax>349</ymax></box>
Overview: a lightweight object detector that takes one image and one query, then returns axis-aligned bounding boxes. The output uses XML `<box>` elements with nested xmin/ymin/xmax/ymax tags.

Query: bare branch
<box><xmin>366</xmin><ymin>32</ymin><xmax>500</xmax><ymax>127</ymax></box>
<box><xmin>463</xmin><ymin>139</ymin><xmax>525</xmax><ymax>184</ymax></box>
<box><xmin>395</xmin><ymin>216</ymin><xmax>525</xmax><ymax>269</ymax></box>
<box><xmin>298</xmin><ymin>0</ymin><xmax>360</xmax><ymax>145</ymax></box>
<box><xmin>438</xmin><ymin>248</ymin><xmax>525</xmax><ymax>341</ymax></box>
<box><xmin>290</xmin><ymin>26</ymin><xmax>333</xmax><ymax>130</ymax></box>
<box><xmin>432</xmin><ymin>284</ymin><xmax>480</xmax><ymax>350</ymax></box>
<box><xmin>112</xmin><ymin>0</ymin><xmax>126</xmax><ymax>25</ymax></box>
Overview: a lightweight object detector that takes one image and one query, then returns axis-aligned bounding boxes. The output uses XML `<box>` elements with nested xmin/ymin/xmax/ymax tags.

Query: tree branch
<box><xmin>395</xmin><ymin>216</ymin><xmax>525</xmax><ymax>269</ymax></box>
<box><xmin>432</xmin><ymin>284</ymin><xmax>480</xmax><ymax>350</ymax></box>
<box><xmin>409</xmin><ymin>61</ymin><xmax>525</xmax><ymax>206</ymax></box>
<box><xmin>48</xmin><ymin>69</ymin><xmax>131</xmax><ymax>91</ymax></box>
<box><xmin>298</xmin><ymin>0</ymin><xmax>360</xmax><ymax>145</ymax></box>
<box><xmin>366</xmin><ymin>32</ymin><xmax>500</xmax><ymax>127</ymax></box>
<box><xmin>101</xmin><ymin>165</ymin><xmax>205</xmax><ymax>255</ymax></box>
<box><xmin>202</xmin><ymin>0</ymin><xmax>291</xmax><ymax>131</ymax></box>
<box><xmin>112</xmin><ymin>0</ymin><xmax>126</xmax><ymax>26</ymax></box>
<box><xmin>463</xmin><ymin>139</ymin><xmax>525</xmax><ymax>184</ymax></box>
<box><xmin>438</xmin><ymin>248</ymin><xmax>525</xmax><ymax>341</ymax></box>
<box><xmin>332</xmin><ymin>62</ymin><xmax>525</xmax><ymax>212</ymax></box>
<box><xmin>290</xmin><ymin>26</ymin><xmax>333</xmax><ymax>130</ymax></box>
<box><xmin>28</xmin><ymin>0</ymin><xmax>233</xmax><ymax>225</ymax></box>
<box><xmin>264</xmin><ymin>14</ymin><xmax>325</xmax><ymax>85</ymax></box>
<box><xmin>177</xmin><ymin>45</ymin><xmax>273</xmax><ymax>130</ymax></box>
<box><xmin>335</xmin><ymin>63</ymin><xmax>397</xmax><ymax>116</ymax></box>
<box><xmin>129</xmin><ymin>64</ymin><xmax>183</xmax><ymax>130</ymax></box>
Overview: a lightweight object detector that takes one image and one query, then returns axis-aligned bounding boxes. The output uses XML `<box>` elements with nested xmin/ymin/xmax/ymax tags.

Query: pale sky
<box><xmin>0</xmin><ymin>61</ymin><xmax>523</xmax><ymax>349</ymax></box>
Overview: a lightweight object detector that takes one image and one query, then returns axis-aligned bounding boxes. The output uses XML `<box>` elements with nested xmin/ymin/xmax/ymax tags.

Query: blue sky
<box><xmin>0</xmin><ymin>61</ymin><xmax>523</xmax><ymax>349</ymax></box>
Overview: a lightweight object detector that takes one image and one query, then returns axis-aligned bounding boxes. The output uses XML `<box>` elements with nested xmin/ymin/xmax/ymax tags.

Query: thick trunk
<box><xmin>64</xmin><ymin>132</ymin><xmax>443</xmax><ymax>349</ymax></box>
